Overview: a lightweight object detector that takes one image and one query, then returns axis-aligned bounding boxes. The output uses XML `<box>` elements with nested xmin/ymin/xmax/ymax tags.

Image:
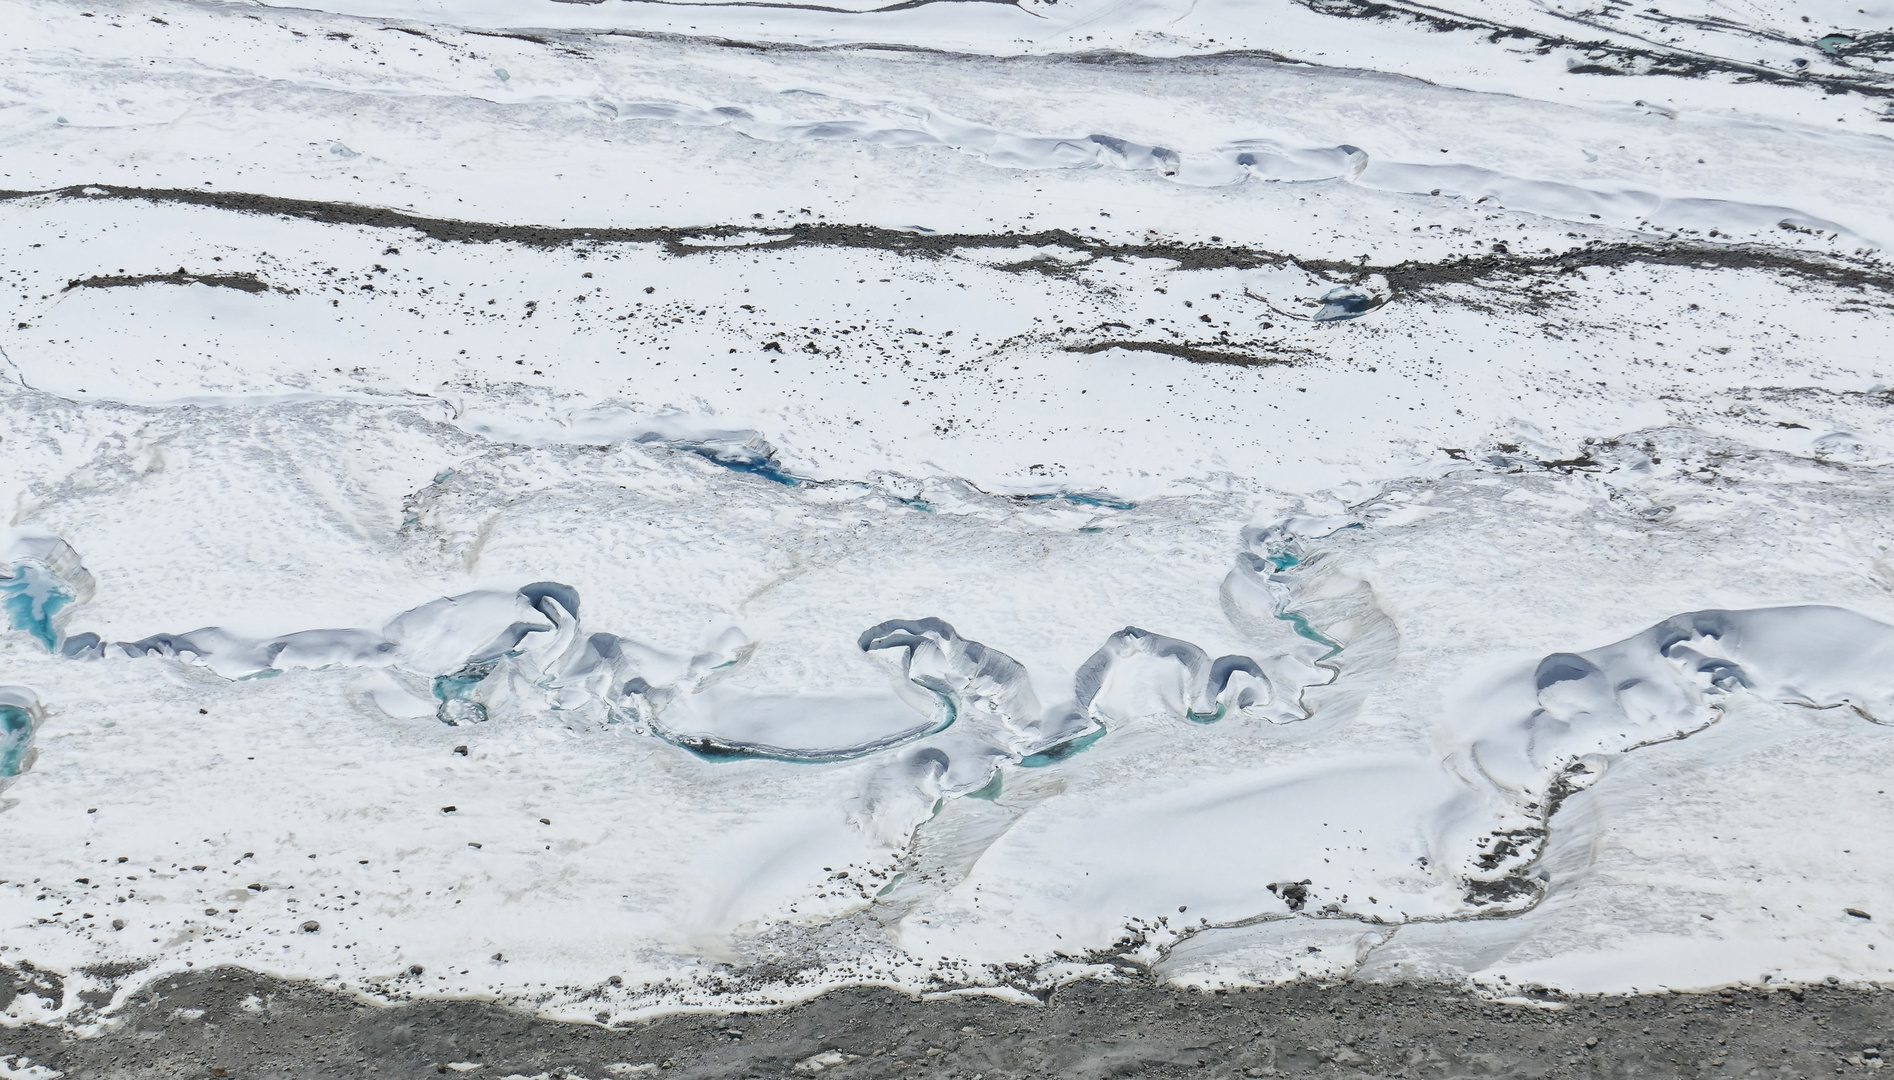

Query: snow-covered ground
<box><xmin>3</xmin><ymin>0</ymin><xmax>1893</xmax><ymax>1027</ymax></box>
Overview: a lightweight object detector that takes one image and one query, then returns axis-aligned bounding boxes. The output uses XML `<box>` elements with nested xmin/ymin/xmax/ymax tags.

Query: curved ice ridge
<box><xmin>1473</xmin><ymin>605</ymin><xmax>1894</xmax><ymax>796</ymax></box>
<box><xmin>846</xmin><ymin>618</ymin><xmax>1317</xmax><ymax>843</ymax></box>
<box><xmin>860</xmin><ymin>619</ymin><xmax>1047</xmax><ymax>759</ymax></box>
<box><xmin>852</xmin><ymin>619</ymin><xmax>1056</xmax><ymax>806</ymax></box>
<box><xmin>1218</xmin><ymin>522</ymin><xmax>1375</xmax><ymax>708</ymax></box>
<box><xmin>596</xmin><ymin>97</ymin><xmax>1856</xmax><ymax>241</ymax></box>
<box><xmin>7</xmin><ymin>544</ymin><xmax>1316</xmax><ymax>776</ymax></box>
<box><xmin>1073</xmin><ymin>628</ymin><xmax>1275</xmax><ymax>726</ymax></box>
<box><xmin>1455</xmin><ymin>605</ymin><xmax>1894</xmax><ymax>903</ymax></box>
<box><xmin>865</xmin><ymin>619</ymin><xmax>1313</xmax><ymax>756</ymax></box>
<box><xmin>73</xmin><ymin>581</ymin><xmax>643</xmax><ymax>717</ymax></box>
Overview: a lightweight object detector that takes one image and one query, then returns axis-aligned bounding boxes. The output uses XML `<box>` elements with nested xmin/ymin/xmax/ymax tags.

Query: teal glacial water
<box><xmin>1018</xmin><ymin>725</ymin><xmax>1106</xmax><ymax>768</ymax></box>
<box><xmin>0</xmin><ymin>704</ymin><xmax>34</xmax><ymax>777</ymax></box>
<box><xmin>433</xmin><ymin>661</ymin><xmax>498</xmax><ymax>724</ymax></box>
<box><xmin>1</xmin><ymin>562</ymin><xmax>75</xmax><ymax>651</ymax></box>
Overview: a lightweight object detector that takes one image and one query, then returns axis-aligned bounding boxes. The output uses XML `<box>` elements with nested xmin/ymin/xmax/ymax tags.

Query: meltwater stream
<box><xmin>0</xmin><ymin>526</ymin><xmax>1329</xmax><ymax>840</ymax></box>
<box><xmin>6</xmin><ymin>0</ymin><xmax>1894</xmax><ymax>1016</ymax></box>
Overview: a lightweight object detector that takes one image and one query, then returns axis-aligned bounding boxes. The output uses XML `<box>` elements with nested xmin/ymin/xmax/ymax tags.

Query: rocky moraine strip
<box><xmin>4</xmin><ymin>963</ymin><xmax>1890</xmax><ymax>1079</ymax></box>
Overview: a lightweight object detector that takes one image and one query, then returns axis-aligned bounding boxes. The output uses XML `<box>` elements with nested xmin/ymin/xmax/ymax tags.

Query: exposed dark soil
<box><xmin>6</xmin><ymin>964</ymin><xmax>1890</xmax><ymax>1080</ymax></box>
<box><xmin>61</xmin><ymin>271</ymin><xmax>275</xmax><ymax>294</ymax></box>
<box><xmin>7</xmin><ymin>185</ymin><xmax>1894</xmax><ymax>302</ymax></box>
<box><xmin>1063</xmin><ymin>340</ymin><xmax>1300</xmax><ymax>367</ymax></box>
<box><xmin>1286</xmin><ymin>0</ymin><xmax>1894</xmax><ymax>101</ymax></box>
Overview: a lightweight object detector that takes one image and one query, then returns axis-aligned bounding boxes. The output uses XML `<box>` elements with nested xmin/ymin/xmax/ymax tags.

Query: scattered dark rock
<box><xmin>1267</xmin><ymin>880</ymin><xmax>1312</xmax><ymax>911</ymax></box>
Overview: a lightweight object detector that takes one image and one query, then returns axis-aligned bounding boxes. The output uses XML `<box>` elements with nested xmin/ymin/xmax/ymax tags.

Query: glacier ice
<box><xmin>1457</xmin><ymin>604</ymin><xmax>1894</xmax><ymax>855</ymax></box>
<box><xmin>12</xmin><ymin>399</ymin><xmax>1894</xmax><ymax>1004</ymax></box>
<box><xmin>4</xmin><ymin>0</ymin><xmax>1894</xmax><ymax>1018</ymax></box>
<box><xmin>3</xmin><ymin>540</ymin><xmax>1313</xmax><ymax>804</ymax></box>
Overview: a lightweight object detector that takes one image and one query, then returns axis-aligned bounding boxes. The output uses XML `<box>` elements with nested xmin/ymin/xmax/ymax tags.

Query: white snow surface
<box><xmin>3</xmin><ymin>0</ymin><xmax>1894</xmax><ymax>1024</ymax></box>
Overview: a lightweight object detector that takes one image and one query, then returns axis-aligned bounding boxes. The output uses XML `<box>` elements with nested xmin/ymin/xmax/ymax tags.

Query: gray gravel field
<box><xmin>4</xmin><ymin>964</ymin><xmax>1886</xmax><ymax>1080</ymax></box>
